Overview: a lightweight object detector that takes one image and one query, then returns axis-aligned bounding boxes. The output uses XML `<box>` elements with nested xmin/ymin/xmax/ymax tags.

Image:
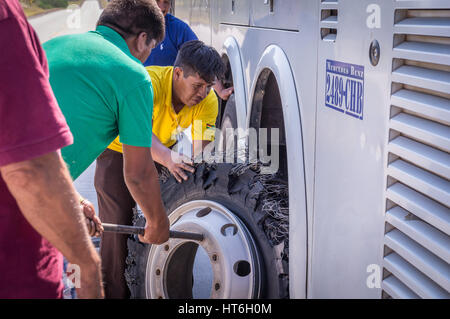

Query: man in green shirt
<box><xmin>43</xmin><ymin>0</ymin><xmax>168</xmax><ymax>298</ymax></box>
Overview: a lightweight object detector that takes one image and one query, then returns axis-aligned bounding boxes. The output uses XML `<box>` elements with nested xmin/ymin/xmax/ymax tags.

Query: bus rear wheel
<box><xmin>125</xmin><ymin>162</ymin><xmax>289</xmax><ymax>299</ymax></box>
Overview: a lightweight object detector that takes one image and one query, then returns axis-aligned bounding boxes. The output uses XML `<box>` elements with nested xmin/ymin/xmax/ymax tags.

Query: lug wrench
<box><xmin>101</xmin><ymin>223</ymin><xmax>204</xmax><ymax>241</ymax></box>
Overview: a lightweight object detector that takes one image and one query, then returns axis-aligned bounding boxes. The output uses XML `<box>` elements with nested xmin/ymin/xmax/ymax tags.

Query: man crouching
<box><xmin>95</xmin><ymin>40</ymin><xmax>225</xmax><ymax>298</ymax></box>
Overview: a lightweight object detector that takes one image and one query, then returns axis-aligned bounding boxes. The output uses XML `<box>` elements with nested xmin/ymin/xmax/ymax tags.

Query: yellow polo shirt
<box><xmin>108</xmin><ymin>66</ymin><xmax>218</xmax><ymax>153</ymax></box>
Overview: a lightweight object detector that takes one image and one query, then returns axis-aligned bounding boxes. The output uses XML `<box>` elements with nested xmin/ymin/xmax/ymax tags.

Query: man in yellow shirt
<box><xmin>107</xmin><ymin>64</ymin><xmax>219</xmax><ymax>181</ymax></box>
<box><xmin>94</xmin><ymin>40</ymin><xmax>225</xmax><ymax>298</ymax></box>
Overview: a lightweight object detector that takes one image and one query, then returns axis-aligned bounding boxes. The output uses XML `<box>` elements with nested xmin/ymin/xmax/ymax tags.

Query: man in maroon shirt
<box><xmin>0</xmin><ymin>0</ymin><xmax>103</xmax><ymax>298</ymax></box>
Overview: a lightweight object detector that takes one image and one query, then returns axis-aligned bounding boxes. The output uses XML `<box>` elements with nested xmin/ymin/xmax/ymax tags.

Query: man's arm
<box><xmin>149</xmin><ymin>133</ymin><xmax>171</xmax><ymax>165</ymax></box>
<box><xmin>122</xmin><ymin>144</ymin><xmax>169</xmax><ymax>244</ymax></box>
<box><xmin>193</xmin><ymin>140</ymin><xmax>213</xmax><ymax>158</ymax></box>
<box><xmin>0</xmin><ymin>151</ymin><xmax>104</xmax><ymax>299</ymax></box>
<box><xmin>150</xmin><ymin>133</ymin><xmax>194</xmax><ymax>183</ymax></box>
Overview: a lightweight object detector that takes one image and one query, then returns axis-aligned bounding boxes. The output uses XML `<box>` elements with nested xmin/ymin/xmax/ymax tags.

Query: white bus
<box><xmin>126</xmin><ymin>0</ymin><xmax>450</xmax><ymax>299</ymax></box>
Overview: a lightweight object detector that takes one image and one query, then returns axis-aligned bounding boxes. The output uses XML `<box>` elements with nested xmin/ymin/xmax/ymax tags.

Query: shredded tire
<box><xmin>125</xmin><ymin>161</ymin><xmax>289</xmax><ymax>298</ymax></box>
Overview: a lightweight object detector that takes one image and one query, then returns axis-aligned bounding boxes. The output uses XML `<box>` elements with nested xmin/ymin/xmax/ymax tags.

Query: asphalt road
<box><xmin>29</xmin><ymin>0</ymin><xmax>102</xmax><ymax>44</ymax></box>
<box><xmin>30</xmin><ymin>1</ymin><xmax>212</xmax><ymax>298</ymax></box>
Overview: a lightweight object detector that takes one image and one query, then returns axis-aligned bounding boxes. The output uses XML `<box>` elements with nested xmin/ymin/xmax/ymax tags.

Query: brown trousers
<box><xmin>94</xmin><ymin>149</ymin><xmax>135</xmax><ymax>299</ymax></box>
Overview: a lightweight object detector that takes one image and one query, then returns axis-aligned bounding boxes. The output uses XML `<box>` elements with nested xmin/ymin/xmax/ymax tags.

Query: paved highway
<box><xmin>30</xmin><ymin>0</ymin><xmax>102</xmax><ymax>43</ymax></box>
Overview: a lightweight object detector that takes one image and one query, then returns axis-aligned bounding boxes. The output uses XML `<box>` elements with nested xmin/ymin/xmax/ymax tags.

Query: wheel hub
<box><xmin>145</xmin><ymin>200</ymin><xmax>261</xmax><ymax>299</ymax></box>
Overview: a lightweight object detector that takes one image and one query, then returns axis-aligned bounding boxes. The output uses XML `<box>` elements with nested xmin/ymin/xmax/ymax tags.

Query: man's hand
<box><xmin>213</xmin><ymin>83</ymin><xmax>234</xmax><ymax>101</ymax></box>
<box><xmin>165</xmin><ymin>151</ymin><xmax>195</xmax><ymax>183</ymax></box>
<box><xmin>80</xmin><ymin>198</ymin><xmax>103</xmax><ymax>237</ymax></box>
<box><xmin>138</xmin><ymin>214</ymin><xmax>170</xmax><ymax>244</ymax></box>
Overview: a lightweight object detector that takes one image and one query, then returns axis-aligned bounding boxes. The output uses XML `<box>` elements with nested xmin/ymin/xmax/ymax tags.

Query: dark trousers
<box><xmin>94</xmin><ymin>149</ymin><xmax>135</xmax><ymax>299</ymax></box>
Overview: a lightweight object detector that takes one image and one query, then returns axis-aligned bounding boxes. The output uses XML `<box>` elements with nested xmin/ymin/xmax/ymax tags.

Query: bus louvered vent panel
<box><xmin>320</xmin><ymin>0</ymin><xmax>338</xmax><ymax>42</ymax></box>
<box><xmin>383</xmin><ymin>3</ymin><xmax>450</xmax><ymax>299</ymax></box>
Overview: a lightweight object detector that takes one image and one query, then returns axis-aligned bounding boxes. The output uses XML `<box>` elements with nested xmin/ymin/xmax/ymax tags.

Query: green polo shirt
<box><xmin>44</xmin><ymin>26</ymin><xmax>153</xmax><ymax>180</ymax></box>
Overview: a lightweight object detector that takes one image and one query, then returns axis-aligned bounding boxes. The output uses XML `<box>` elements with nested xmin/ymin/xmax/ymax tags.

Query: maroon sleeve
<box><xmin>0</xmin><ymin>1</ymin><xmax>73</xmax><ymax>167</ymax></box>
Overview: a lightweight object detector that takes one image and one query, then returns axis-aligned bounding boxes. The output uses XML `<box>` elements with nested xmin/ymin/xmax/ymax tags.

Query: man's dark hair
<box><xmin>97</xmin><ymin>0</ymin><xmax>165</xmax><ymax>44</ymax></box>
<box><xmin>174</xmin><ymin>40</ymin><xmax>225</xmax><ymax>83</ymax></box>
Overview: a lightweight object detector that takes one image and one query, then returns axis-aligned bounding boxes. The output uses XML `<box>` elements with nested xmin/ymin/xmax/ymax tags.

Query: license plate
<box><xmin>325</xmin><ymin>59</ymin><xmax>365</xmax><ymax>120</ymax></box>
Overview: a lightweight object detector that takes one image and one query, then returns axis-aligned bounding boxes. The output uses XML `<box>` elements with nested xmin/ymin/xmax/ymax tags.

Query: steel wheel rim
<box><xmin>145</xmin><ymin>200</ymin><xmax>261</xmax><ymax>299</ymax></box>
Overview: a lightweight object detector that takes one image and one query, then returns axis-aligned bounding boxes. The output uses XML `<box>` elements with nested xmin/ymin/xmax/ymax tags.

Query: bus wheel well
<box><xmin>250</xmin><ymin>69</ymin><xmax>288</xmax><ymax>181</ymax></box>
<box><xmin>216</xmin><ymin>54</ymin><xmax>233</xmax><ymax>128</ymax></box>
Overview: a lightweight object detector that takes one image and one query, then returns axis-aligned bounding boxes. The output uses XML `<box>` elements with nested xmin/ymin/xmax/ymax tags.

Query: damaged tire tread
<box><xmin>125</xmin><ymin>162</ymin><xmax>289</xmax><ymax>299</ymax></box>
